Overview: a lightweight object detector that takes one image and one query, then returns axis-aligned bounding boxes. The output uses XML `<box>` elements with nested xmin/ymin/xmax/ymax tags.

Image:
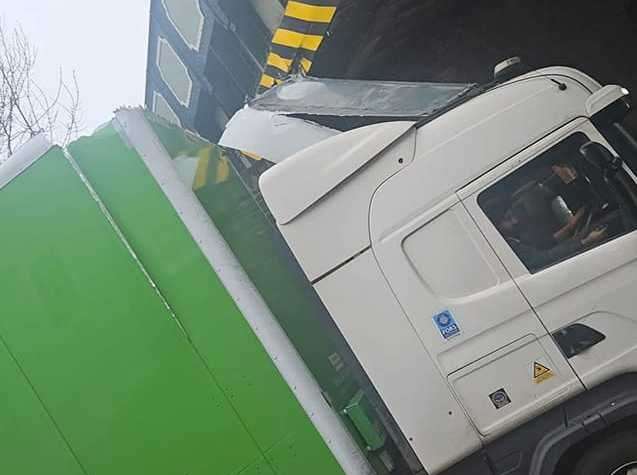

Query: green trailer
<box><xmin>0</xmin><ymin>110</ymin><xmax>414</xmax><ymax>475</ymax></box>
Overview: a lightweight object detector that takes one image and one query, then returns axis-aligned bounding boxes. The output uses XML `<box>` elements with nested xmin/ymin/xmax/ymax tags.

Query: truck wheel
<box><xmin>572</xmin><ymin>431</ymin><xmax>637</xmax><ymax>475</ymax></box>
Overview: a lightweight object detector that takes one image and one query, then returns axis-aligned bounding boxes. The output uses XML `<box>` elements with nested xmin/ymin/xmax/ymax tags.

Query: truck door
<box><xmin>369</xmin><ymin>157</ymin><xmax>583</xmax><ymax>442</ymax></box>
<box><xmin>461</xmin><ymin>118</ymin><xmax>637</xmax><ymax>391</ymax></box>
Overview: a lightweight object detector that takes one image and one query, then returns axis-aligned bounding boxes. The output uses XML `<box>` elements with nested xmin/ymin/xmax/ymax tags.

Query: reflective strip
<box><xmin>260</xmin><ymin>74</ymin><xmax>276</xmax><ymax>88</ymax></box>
<box><xmin>285</xmin><ymin>1</ymin><xmax>337</xmax><ymax>23</ymax></box>
<box><xmin>241</xmin><ymin>150</ymin><xmax>263</xmax><ymax>161</ymax></box>
<box><xmin>272</xmin><ymin>28</ymin><xmax>324</xmax><ymax>52</ymax></box>
<box><xmin>300</xmin><ymin>57</ymin><xmax>313</xmax><ymax>73</ymax></box>
<box><xmin>193</xmin><ymin>152</ymin><xmax>210</xmax><ymax>190</ymax></box>
<box><xmin>215</xmin><ymin>157</ymin><xmax>230</xmax><ymax>184</ymax></box>
<box><xmin>267</xmin><ymin>52</ymin><xmax>293</xmax><ymax>73</ymax></box>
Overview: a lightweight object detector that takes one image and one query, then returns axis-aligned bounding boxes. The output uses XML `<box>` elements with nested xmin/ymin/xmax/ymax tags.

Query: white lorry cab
<box><xmin>259</xmin><ymin>62</ymin><xmax>637</xmax><ymax>475</ymax></box>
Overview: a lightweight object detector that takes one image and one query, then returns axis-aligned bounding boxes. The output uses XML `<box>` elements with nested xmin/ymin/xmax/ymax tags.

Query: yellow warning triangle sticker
<box><xmin>534</xmin><ymin>362</ymin><xmax>551</xmax><ymax>378</ymax></box>
<box><xmin>533</xmin><ymin>362</ymin><xmax>554</xmax><ymax>383</ymax></box>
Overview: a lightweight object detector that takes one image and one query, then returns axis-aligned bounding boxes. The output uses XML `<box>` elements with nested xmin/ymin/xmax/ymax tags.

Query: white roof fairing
<box><xmin>219</xmin><ymin>106</ymin><xmax>339</xmax><ymax>164</ymax></box>
<box><xmin>260</xmin><ymin>121</ymin><xmax>415</xmax><ymax>224</ymax></box>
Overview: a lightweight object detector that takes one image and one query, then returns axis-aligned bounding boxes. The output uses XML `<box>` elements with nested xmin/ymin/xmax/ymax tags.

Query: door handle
<box><xmin>553</xmin><ymin>324</ymin><xmax>606</xmax><ymax>359</ymax></box>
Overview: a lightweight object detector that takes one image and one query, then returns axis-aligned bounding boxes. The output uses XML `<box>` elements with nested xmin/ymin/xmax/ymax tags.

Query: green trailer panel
<box><xmin>142</xmin><ymin>116</ymin><xmax>407</xmax><ymax>474</ymax></box>
<box><xmin>67</xmin><ymin>127</ymin><xmax>344</xmax><ymax>475</ymax></box>
<box><xmin>145</xmin><ymin>116</ymin><xmax>360</xmax><ymax>409</ymax></box>
<box><xmin>0</xmin><ymin>338</ymin><xmax>84</xmax><ymax>475</ymax></box>
<box><xmin>0</xmin><ymin>147</ymin><xmax>265</xmax><ymax>474</ymax></box>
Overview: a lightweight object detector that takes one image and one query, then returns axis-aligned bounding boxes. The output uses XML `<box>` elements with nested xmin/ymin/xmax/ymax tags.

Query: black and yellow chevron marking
<box><xmin>259</xmin><ymin>0</ymin><xmax>339</xmax><ymax>93</ymax></box>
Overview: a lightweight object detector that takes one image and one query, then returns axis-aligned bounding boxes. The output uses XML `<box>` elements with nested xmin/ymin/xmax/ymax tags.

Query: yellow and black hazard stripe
<box><xmin>192</xmin><ymin>145</ymin><xmax>266</xmax><ymax>191</ymax></box>
<box><xmin>259</xmin><ymin>0</ymin><xmax>339</xmax><ymax>93</ymax></box>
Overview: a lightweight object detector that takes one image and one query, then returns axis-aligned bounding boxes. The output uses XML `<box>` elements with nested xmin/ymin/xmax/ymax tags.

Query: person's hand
<box><xmin>570</xmin><ymin>207</ymin><xmax>587</xmax><ymax>229</ymax></box>
<box><xmin>555</xmin><ymin>207</ymin><xmax>588</xmax><ymax>242</ymax></box>
<box><xmin>581</xmin><ymin>227</ymin><xmax>608</xmax><ymax>247</ymax></box>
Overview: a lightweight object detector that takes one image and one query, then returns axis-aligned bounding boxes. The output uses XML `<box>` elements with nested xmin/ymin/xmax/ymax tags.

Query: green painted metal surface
<box><xmin>0</xmin><ymin>335</ymin><xmax>85</xmax><ymax>475</ymax></box>
<box><xmin>146</xmin><ymin>116</ymin><xmax>361</xmax><ymax>409</ymax></box>
<box><xmin>67</xmin><ymin>127</ymin><xmax>344</xmax><ymax>475</ymax></box>
<box><xmin>144</xmin><ymin>116</ymin><xmax>401</xmax><ymax>474</ymax></box>
<box><xmin>0</xmin><ymin>147</ymin><xmax>272</xmax><ymax>474</ymax></box>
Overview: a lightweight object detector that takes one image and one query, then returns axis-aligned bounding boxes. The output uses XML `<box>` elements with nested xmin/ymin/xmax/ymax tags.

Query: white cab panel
<box><xmin>314</xmin><ymin>250</ymin><xmax>481</xmax><ymax>474</ymax></box>
<box><xmin>369</xmin><ymin>196</ymin><xmax>583</xmax><ymax>439</ymax></box>
<box><xmin>403</xmin><ymin>204</ymin><xmax>500</xmax><ymax>298</ymax></box>
<box><xmin>370</xmin><ymin>197</ymin><xmax>547</xmax><ymax>375</ymax></box>
<box><xmin>260</xmin><ymin>121</ymin><xmax>415</xmax><ymax>225</ymax></box>
<box><xmin>449</xmin><ymin>334</ymin><xmax>580</xmax><ymax>438</ymax></box>
<box><xmin>371</xmin><ymin>75</ymin><xmax>591</xmax><ymax>242</ymax></box>
<box><xmin>461</xmin><ymin>119</ymin><xmax>637</xmax><ymax>391</ymax></box>
<box><xmin>516</xmin><ymin>232</ymin><xmax>637</xmax><ymax>389</ymax></box>
<box><xmin>262</xmin><ymin>123</ymin><xmax>416</xmax><ymax>281</ymax></box>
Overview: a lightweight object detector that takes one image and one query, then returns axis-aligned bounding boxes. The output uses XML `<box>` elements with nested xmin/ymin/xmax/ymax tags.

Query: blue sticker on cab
<box><xmin>433</xmin><ymin>310</ymin><xmax>461</xmax><ymax>340</ymax></box>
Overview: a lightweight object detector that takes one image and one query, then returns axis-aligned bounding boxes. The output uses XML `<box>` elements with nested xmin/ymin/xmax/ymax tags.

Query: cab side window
<box><xmin>479</xmin><ymin>132</ymin><xmax>637</xmax><ymax>273</ymax></box>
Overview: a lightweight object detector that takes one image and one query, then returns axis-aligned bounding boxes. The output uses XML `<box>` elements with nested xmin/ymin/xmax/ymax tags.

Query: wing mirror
<box><xmin>579</xmin><ymin>141</ymin><xmax>623</xmax><ymax>172</ymax></box>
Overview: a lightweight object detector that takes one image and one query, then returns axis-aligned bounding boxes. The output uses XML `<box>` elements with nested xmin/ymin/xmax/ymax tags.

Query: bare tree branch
<box><xmin>0</xmin><ymin>20</ymin><xmax>82</xmax><ymax>160</ymax></box>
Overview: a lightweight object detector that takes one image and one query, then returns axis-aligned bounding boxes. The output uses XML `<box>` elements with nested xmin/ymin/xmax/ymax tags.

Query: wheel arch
<box><xmin>552</xmin><ymin>415</ymin><xmax>637</xmax><ymax>474</ymax></box>
<box><xmin>532</xmin><ymin>374</ymin><xmax>637</xmax><ymax>475</ymax></box>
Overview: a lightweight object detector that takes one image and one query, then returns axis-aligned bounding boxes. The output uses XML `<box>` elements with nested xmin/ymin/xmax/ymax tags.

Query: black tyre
<box><xmin>572</xmin><ymin>431</ymin><xmax>637</xmax><ymax>475</ymax></box>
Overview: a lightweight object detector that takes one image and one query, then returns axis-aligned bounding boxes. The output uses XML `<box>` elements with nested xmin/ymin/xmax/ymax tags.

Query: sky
<box><xmin>2</xmin><ymin>0</ymin><xmax>151</xmax><ymax>136</ymax></box>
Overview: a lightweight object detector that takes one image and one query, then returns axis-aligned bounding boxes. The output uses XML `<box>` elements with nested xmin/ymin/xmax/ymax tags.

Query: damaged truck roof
<box><xmin>250</xmin><ymin>75</ymin><xmax>476</xmax><ymax>118</ymax></box>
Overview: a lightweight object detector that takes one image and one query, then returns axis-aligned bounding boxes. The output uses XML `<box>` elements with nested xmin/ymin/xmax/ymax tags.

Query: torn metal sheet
<box><xmin>251</xmin><ymin>75</ymin><xmax>476</xmax><ymax>118</ymax></box>
<box><xmin>219</xmin><ymin>105</ymin><xmax>339</xmax><ymax>163</ymax></box>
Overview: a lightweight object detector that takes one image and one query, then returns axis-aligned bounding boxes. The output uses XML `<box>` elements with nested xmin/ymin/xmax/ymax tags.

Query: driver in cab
<box><xmin>493</xmin><ymin>201</ymin><xmax>608</xmax><ymax>272</ymax></box>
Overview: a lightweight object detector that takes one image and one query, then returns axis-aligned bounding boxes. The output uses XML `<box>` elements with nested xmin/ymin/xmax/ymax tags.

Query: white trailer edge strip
<box><xmin>113</xmin><ymin>108</ymin><xmax>374</xmax><ymax>475</ymax></box>
<box><xmin>0</xmin><ymin>134</ymin><xmax>52</xmax><ymax>190</ymax></box>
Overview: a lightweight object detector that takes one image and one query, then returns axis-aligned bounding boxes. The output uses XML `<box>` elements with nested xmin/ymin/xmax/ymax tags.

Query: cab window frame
<box><xmin>477</xmin><ymin>131</ymin><xmax>637</xmax><ymax>274</ymax></box>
